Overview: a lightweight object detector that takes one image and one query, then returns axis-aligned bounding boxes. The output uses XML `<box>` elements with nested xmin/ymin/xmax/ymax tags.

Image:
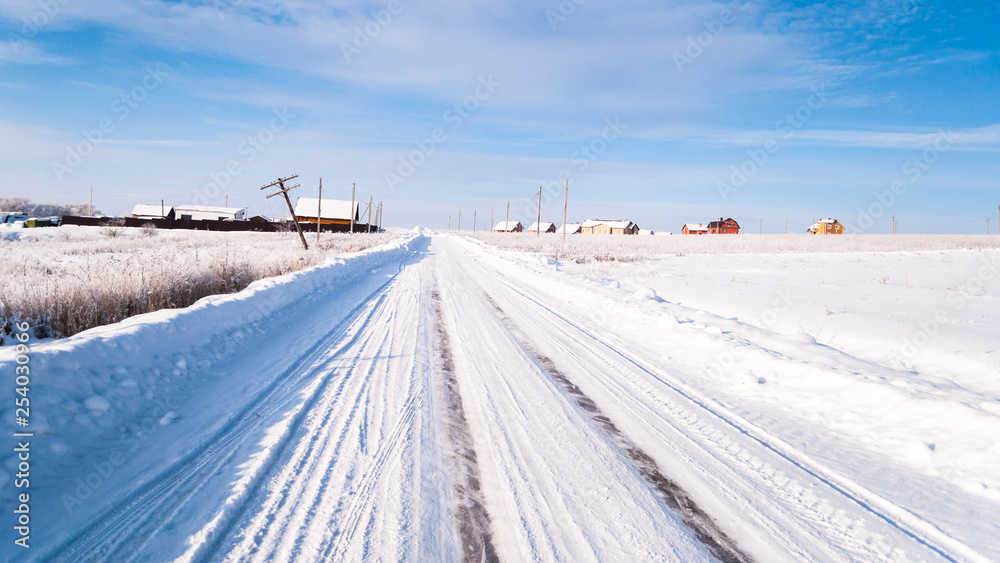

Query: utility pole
<box><xmin>350</xmin><ymin>183</ymin><xmax>356</xmax><ymax>234</ymax></box>
<box><xmin>89</xmin><ymin>187</ymin><xmax>93</xmax><ymax>216</ymax></box>
<box><xmin>473</xmin><ymin>209</ymin><xmax>477</xmax><ymax>233</ymax></box>
<box><xmin>225</xmin><ymin>194</ymin><xmax>228</xmax><ymax>207</ymax></box>
<box><xmin>367</xmin><ymin>196</ymin><xmax>373</xmax><ymax>233</ymax></box>
<box><xmin>562</xmin><ymin>179</ymin><xmax>568</xmax><ymax>242</ymax></box>
<box><xmin>317</xmin><ymin>178</ymin><xmax>322</xmax><ymax>244</ymax></box>
<box><xmin>261</xmin><ymin>174</ymin><xmax>308</xmax><ymax>250</ymax></box>
<box><xmin>536</xmin><ymin>186</ymin><xmax>542</xmax><ymax>237</ymax></box>
<box><xmin>490</xmin><ymin>207</ymin><xmax>493</xmax><ymax>233</ymax></box>
<box><xmin>449</xmin><ymin>215</ymin><xmax>452</xmax><ymax>230</ymax></box>
<box><xmin>161</xmin><ymin>199</ymin><xmax>165</xmax><ymax>220</ymax></box>
<box><xmin>505</xmin><ymin>199</ymin><xmax>509</xmax><ymax>232</ymax></box>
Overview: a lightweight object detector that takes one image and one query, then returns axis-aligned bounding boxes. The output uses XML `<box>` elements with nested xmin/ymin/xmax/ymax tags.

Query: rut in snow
<box><xmin>432</xmin><ymin>288</ymin><xmax>500</xmax><ymax>563</ymax></box>
<box><xmin>485</xmin><ymin>295</ymin><xmax>755</xmax><ymax>563</ymax></box>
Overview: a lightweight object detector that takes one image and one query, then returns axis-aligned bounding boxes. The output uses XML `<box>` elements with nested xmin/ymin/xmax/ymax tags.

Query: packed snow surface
<box><xmin>1</xmin><ymin>230</ymin><xmax>998</xmax><ymax>561</ymax></box>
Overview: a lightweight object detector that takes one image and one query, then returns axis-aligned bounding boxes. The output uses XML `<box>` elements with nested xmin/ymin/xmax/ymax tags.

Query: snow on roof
<box><xmin>528</xmin><ymin>222</ymin><xmax>555</xmax><ymax>231</ymax></box>
<box><xmin>817</xmin><ymin>218</ymin><xmax>839</xmax><ymax>223</ymax></box>
<box><xmin>684</xmin><ymin>223</ymin><xmax>708</xmax><ymax>231</ymax></box>
<box><xmin>174</xmin><ymin>205</ymin><xmax>247</xmax><ymax>215</ymax></box>
<box><xmin>294</xmin><ymin>198</ymin><xmax>359</xmax><ymax>221</ymax></box>
<box><xmin>131</xmin><ymin>204</ymin><xmax>173</xmax><ymax>217</ymax></box>
<box><xmin>581</xmin><ymin>219</ymin><xmax>633</xmax><ymax>229</ymax></box>
<box><xmin>493</xmin><ymin>221</ymin><xmax>521</xmax><ymax>231</ymax></box>
<box><xmin>557</xmin><ymin>223</ymin><xmax>581</xmax><ymax>234</ymax></box>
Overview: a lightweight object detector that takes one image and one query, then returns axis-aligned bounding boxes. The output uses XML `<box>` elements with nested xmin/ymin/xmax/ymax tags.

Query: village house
<box><xmin>528</xmin><ymin>221</ymin><xmax>557</xmax><ymax>233</ymax></box>
<box><xmin>493</xmin><ymin>220</ymin><xmax>523</xmax><ymax>233</ymax></box>
<box><xmin>808</xmin><ymin>219</ymin><xmax>846</xmax><ymax>235</ymax></box>
<box><xmin>293</xmin><ymin>197</ymin><xmax>360</xmax><ymax>226</ymax></box>
<box><xmin>580</xmin><ymin>219</ymin><xmax>638</xmax><ymax>235</ymax></box>
<box><xmin>558</xmin><ymin>223</ymin><xmax>582</xmax><ymax>235</ymax></box>
<box><xmin>682</xmin><ymin>223</ymin><xmax>708</xmax><ymax>235</ymax></box>
<box><xmin>130</xmin><ymin>204</ymin><xmax>175</xmax><ymax>220</ymax></box>
<box><xmin>174</xmin><ymin>205</ymin><xmax>247</xmax><ymax>222</ymax></box>
<box><xmin>707</xmin><ymin>217</ymin><xmax>740</xmax><ymax>234</ymax></box>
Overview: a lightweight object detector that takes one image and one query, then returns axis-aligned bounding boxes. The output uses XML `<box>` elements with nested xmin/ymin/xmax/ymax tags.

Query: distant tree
<box><xmin>0</xmin><ymin>197</ymin><xmax>30</xmax><ymax>212</ymax></box>
<box><xmin>0</xmin><ymin>197</ymin><xmax>101</xmax><ymax>217</ymax></box>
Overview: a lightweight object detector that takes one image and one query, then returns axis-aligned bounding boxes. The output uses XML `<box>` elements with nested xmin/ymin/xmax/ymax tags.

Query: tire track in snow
<box><xmin>470</xmin><ymin>242</ymin><xmax>988</xmax><ymax>563</ymax></box>
<box><xmin>484</xmin><ymin>294</ymin><xmax>754</xmax><ymax>563</ymax></box>
<box><xmin>43</xmin><ymin>255</ymin><xmax>413</xmax><ymax>563</ymax></box>
<box><xmin>432</xmin><ymin>287</ymin><xmax>500</xmax><ymax>563</ymax></box>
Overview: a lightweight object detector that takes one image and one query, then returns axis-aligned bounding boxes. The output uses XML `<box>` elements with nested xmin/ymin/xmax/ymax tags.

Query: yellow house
<box><xmin>580</xmin><ymin>219</ymin><xmax>638</xmax><ymax>235</ymax></box>
<box><xmin>294</xmin><ymin>197</ymin><xmax>360</xmax><ymax>226</ymax></box>
<box><xmin>808</xmin><ymin>219</ymin><xmax>845</xmax><ymax>235</ymax></box>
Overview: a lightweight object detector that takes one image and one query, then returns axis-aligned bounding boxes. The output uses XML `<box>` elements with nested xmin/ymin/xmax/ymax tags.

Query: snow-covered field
<box><xmin>0</xmin><ymin>224</ymin><xmax>400</xmax><ymax>339</ymax></box>
<box><xmin>1</xmin><ymin>230</ymin><xmax>998</xmax><ymax>561</ymax></box>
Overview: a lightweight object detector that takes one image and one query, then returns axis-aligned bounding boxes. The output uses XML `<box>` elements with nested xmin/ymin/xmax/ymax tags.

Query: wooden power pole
<box><xmin>536</xmin><ymin>186</ymin><xmax>542</xmax><ymax>237</ymax></box>
<box><xmin>505</xmin><ymin>199</ymin><xmax>509</xmax><ymax>232</ymax></box>
<box><xmin>350</xmin><ymin>183</ymin><xmax>356</xmax><ymax>234</ymax></box>
<box><xmin>368</xmin><ymin>196</ymin><xmax>373</xmax><ymax>233</ymax></box>
<box><xmin>562</xmin><ymin>179</ymin><xmax>568</xmax><ymax>242</ymax></box>
<box><xmin>317</xmin><ymin>178</ymin><xmax>322</xmax><ymax>244</ymax></box>
<box><xmin>89</xmin><ymin>187</ymin><xmax>93</xmax><ymax>216</ymax></box>
<box><xmin>261</xmin><ymin>174</ymin><xmax>308</xmax><ymax>250</ymax></box>
<box><xmin>473</xmin><ymin>209</ymin><xmax>477</xmax><ymax>233</ymax></box>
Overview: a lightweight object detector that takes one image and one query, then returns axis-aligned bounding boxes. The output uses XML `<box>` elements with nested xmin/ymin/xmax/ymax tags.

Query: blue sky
<box><xmin>1</xmin><ymin>0</ymin><xmax>998</xmax><ymax>233</ymax></box>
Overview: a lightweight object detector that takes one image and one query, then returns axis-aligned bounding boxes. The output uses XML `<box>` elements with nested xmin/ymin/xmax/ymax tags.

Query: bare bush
<box><xmin>101</xmin><ymin>218</ymin><xmax>127</xmax><ymax>238</ymax></box>
<box><xmin>0</xmin><ymin>227</ymin><xmax>401</xmax><ymax>340</ymax></box>
<box><xmin>463</xmin><ymin>232</ymin><xmax>1000</xmax><ymax>262</ymax></box>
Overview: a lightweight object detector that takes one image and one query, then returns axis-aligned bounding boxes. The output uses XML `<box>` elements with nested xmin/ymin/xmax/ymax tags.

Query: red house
<box><xmin>707</xmin><ymin>217</ymin><xmax>740</xmax><ymax>234</ymax></box>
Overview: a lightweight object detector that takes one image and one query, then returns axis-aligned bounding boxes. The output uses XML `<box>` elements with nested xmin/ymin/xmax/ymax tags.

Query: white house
<box><xmin>131</xmin><ymin>204</ymin><xmax>174</xmax><ymax>220</ymax></box>
<box><xmin>557</xmin><ymin>223</ymin><xmax>582</xmax><ymax>235</ymax></box>
<box><xmin>527</xmin><ymin>221</ymin><xmax>557</xmax><ymax>233</ymax></box>
<box><xmin>174</xmin><ymin>205</ymin><xmax>247</xmax><ymax>221</ymax></box>
<box><xmin>492</xmin><ymin>221</ymin><xmax>523</xmax><ymax>233</ymax></box>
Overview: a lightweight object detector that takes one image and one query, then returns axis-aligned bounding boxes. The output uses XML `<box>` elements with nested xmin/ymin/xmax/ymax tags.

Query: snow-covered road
<box><xmin>5</xmin><ymin>231</ymin><xmax>997</xmax><ymax>562</ymax></box>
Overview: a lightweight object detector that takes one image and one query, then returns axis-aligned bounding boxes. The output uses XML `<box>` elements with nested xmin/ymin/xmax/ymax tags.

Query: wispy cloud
<box><xmin>635</xmin><ymin>123</ymin><xmax>1000</xmax><ymax>151</ymax></box>
<box><xmin>0</xmin><ymin>41</ymin><xmax>75</xmax><ymax>65</ymax></box>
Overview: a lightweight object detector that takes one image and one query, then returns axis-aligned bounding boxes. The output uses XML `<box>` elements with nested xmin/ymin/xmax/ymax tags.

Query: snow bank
<box><xmin>0</xmin><ymin>231</ymin><xmax>422</xmax><ymax>496</ymax></box>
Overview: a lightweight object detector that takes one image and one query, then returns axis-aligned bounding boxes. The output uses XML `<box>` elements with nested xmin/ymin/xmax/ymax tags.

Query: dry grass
<box><xmin>0</xmin><ymin>226</ymin><xmax>399</xmax><ymax>340</ymax></box>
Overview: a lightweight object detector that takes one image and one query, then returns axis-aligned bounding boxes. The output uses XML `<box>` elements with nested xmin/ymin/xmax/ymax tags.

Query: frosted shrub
<box><xmin>0</xmin><ymin>227</ymin><xmax>400</xmax><ymax>340</ymax></box>
<box><xmin>463</xmin><ymin>232</ymin><xmax>1000</xmax><ymax>261</ymax></box>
